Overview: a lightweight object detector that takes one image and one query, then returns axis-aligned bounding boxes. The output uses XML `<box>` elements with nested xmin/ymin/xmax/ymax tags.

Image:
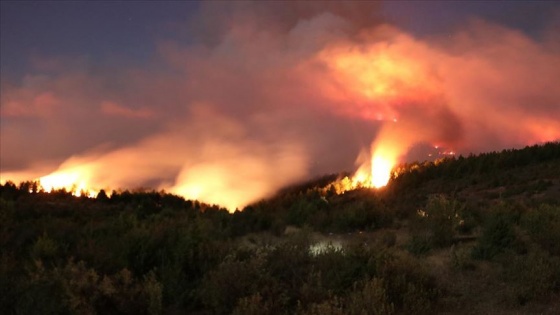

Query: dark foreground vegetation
<box><xmin>1</xmin><ymin>142</ymin><xmax>560</xmax><ymax>314</ymax></box>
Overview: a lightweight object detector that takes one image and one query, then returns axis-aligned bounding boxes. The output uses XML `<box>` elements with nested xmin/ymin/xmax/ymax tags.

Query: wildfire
<box><xmin>327</xmin><ymin>145</ymin><xmax>398</xmax><ymax>194</ymax></box>
<box><xmin>38</xmin><ymin>168</ymin><xmax>98</xmax><ymax>197</ymax></box>
<box><xmin>354</xmin><ymin>152</ymin><xmax>396</xmax><ymax>189</ymax></box>
<box><xmin>370</xmin><ymin>155</ymin><xmax>393</xmax><ymax>188</ymax></box>
<box><xmin>7</xmin><ymin>161</ymin><xmax>102</xmax><ymax>198</ymax></box>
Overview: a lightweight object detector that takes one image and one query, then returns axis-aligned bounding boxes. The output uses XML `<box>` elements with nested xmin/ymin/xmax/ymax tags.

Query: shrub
<box><xmin>381</xmin><ymin>231</ymin><xmax>397</xmax><ymax>248</ymax></box>
<box><xmin>200</xmin><ymin>253</ymin><xmax>265</xmax><ymax>314</ymax></box>
<box><xmin>346</xmin><ymin>277</ymin><xmax>394</xmax><ymax>315</ymax></box>
<box><xmin>406</xmin><ymin>233</ymin><xmax>432</xmax><ymax>256</ymax></box>
<box><xmin>449</xmin><ymin>245</ymin><xmax>476</xmax><ymax>271</ymax></box>
<box><xmin>18</xmin><ymin>260</ymin><xmax>163</xmax><ymax>315</ymax></box>
<box><xmin>402</xmin><ymin>282</ymin><xmax>434</xmax><ymax>314</ymax></box>
<box><xmin>312</xmin><ymin>244</ymin><xmax>363</xmax><ymax>295</ymax></box>
<box><xmin>472</xmin><ymin>209</ymin><xmax>517</xmax><ymax>260</ymax></box>
<box><xmin>17</xmin><ymin>261</ymin><xmax>67</xmax><ymax>315</ymax></box>
<box><xmin>380</xmin><ymin>252</ymin><xmax>438</xmax><ymax>314</ymax></box>
<box><xmin>300</xmin><ymin>296</ymin><xmax>345</xmax><ymax>315</ymax></box>
<box><xmin>521</xmin><ymin>204</ymin><xmax>560</xmax><ymax>256</ymax></box>
<box><xmin>233</xmin><ymin>293</ymin><xmax>271</xmax><ymax>315</ymax></box>
<box><xmin>424</xmin><ymin>195</ymin><xmax>463</xmax><ymax>247</ymax></box>
<box><xmin>408</xmin><ymin>195</ymin><xmax>464</xmax><ymax>252</ymax></box>
<box><xmin>502</xmin><ymin>249</ymin><xmax>560</xmax><ymax>305</ymax></box>
<box><xmin>31</xmin><ymin>233</ymin><xmax>59</xmax><ymax>263</ymax></box>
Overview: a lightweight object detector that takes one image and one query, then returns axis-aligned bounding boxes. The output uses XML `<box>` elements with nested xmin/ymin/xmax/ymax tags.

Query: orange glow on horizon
<box><xmin>37</xmin><ymin>166</ymin><xmax>99</xmax><ymax>197</ymax></box>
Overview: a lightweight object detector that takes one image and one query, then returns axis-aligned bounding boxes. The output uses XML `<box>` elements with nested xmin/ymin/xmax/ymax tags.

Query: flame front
<box><xmin>37</xmin><ymin>165</ymin><xmax>98</xmax><ymax>197</ymax></box>
<box><xmin>329</xmin><ymin>143</ymin><xmax>398</xmax><ymax>195</ymax></box>
<box><xmin>352</xmin><ymin>147</ymin><xmax>397</xmax><ymax>190</ymax></box>
<box><xmin>370</xmin><ymin>154</ymin><xmax>393</xmax><ymax>188</ymax></box>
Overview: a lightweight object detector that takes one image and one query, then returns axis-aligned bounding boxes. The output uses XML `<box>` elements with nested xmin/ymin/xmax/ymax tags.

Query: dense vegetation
<box><xmin>1</xmin><ymin>142</ymin><xmax>559</xmax><ymax>314</ymax></box>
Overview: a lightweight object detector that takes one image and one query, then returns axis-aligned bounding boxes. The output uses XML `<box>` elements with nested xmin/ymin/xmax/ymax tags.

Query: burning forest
<box><xmin>2</xmin><ymin>2</ymin><xmax>559</xmax><ymax>210</ymax></box>
<box><xmin>3</xmin><ymin>3</ymin><xmax>560</xmax><ymax>313</ymax></box>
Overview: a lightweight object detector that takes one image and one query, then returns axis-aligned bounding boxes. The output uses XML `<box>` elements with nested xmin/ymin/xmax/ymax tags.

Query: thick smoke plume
<box><xmin>1</xmin><ymin>2</ymin><xmax>559</xmax><ymax>209</ymax></box>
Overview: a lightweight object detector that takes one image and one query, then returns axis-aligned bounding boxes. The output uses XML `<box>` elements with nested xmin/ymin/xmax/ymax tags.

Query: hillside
<box><xmin>1</xmin><ymin>142</ymin><xmax>559</xmax><ymax>314</ymax></box>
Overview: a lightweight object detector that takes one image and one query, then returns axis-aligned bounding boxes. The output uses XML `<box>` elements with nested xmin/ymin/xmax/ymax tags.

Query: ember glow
<box><xmin>1</xmin><ymin>2</ymin><xmax>559</xmax><ymax>209</ymax></box>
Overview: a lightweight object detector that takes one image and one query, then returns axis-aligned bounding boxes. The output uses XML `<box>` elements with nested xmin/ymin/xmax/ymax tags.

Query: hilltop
<box><xmin>1</xmin><ymin>142</ymin><xmax>559</xmax><ymax>314</ymax></box>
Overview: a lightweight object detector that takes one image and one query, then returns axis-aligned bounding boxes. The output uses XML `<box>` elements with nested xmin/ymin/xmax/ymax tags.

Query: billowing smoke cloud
<box><xmin>1</xmin><ymin>2</ymin><xmax>559</xmax><ymax>209</ymax></box>
<box><xmin>312</xmin><ymin>20</ymin><xmax>560</xmax><ymax>164</ymax></box>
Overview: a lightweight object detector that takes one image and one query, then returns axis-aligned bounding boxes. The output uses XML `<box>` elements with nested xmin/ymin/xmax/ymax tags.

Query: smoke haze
<box><xmin>1</xmin><ymin>2</ymin><xmax>559</xmax><ymax>209</ymax></box>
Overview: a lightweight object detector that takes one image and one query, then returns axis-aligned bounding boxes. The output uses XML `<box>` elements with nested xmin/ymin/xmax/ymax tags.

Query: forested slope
<box><xmin>1</xmin><ymin>142</ymin><xmax>559</xmax><ymax>314</ymax></box>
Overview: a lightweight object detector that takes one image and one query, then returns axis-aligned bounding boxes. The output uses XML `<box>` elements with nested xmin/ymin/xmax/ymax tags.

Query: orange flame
<box><xmin>0</xmin><ymin>157</ymin><xmax>105</xmax><ymax>198</ymax></box>
<box><xmin>32</xmin><ymin>163</ymin><xmax>99</xmax><ymax>197</ymax></box>
<box><xmin>370</xmin><ymin>154</ymin><xmax>393</xmax><ymax>188</ymax></box>
<box><xmin>354</xmin><ymin>145</ymin><xmax>398</xmax><ymax>189</ymax></box>
<box><xmin>328</xmin><ymin>143</ymin><xmax>398</xmax><ymax>194</ymax></box>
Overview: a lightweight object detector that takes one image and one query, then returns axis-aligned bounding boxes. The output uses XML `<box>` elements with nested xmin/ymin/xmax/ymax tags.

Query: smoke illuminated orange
<box><xmin>317</xmin><ymin>31</ymin><xmax>441</xmax><ymax>122</ymax></box>
<box><xmin>3</xmin><ymin>12</ymin><xmax>560</xmax><ymax>210</ymax></box>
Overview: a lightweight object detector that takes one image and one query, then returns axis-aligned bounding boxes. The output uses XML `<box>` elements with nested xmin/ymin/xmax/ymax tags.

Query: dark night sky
<box><xmin>1</xmin><ymin>1</ymin><xmax>197</xmax><ymax>79</ymax></box>
<box><xmin>2</xmin><ymin>1</ymin><xmax>558</xmax><ymax>81</ymax></box>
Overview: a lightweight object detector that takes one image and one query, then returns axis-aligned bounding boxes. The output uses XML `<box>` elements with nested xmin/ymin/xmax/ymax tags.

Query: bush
<box><xmin>200</xmin><ymin>252</ymin><xmax>265</xmax><ymax>314</ymax></box>
<box><xmin>17</xmin><ymin>261</ymin><xmax>67</xmax><ymax>315</ymax></box>
<box><xmin>31</xmin><ymin>233</ymin><xmax>59</xmax><ymax>263</ymax></box>
<box><xmin>502</xmin><ymin>249</ymin><xmax>560</xmax><ymax>305</ymax></box>
<box><xmin>300</xmin><ymin>296</ymin><xmax>345</xmax><ymax>315</ymax></box>
<box><xmin>18</xmin><ymin>260</ymin><xmax>163</xmax><ymax>315</ymax></box>
<box><xmin>521</xmin><ymin>204</ymin><xmax>560</xmax><ymax>256</ymax></box>
<box><xmin>401</xmin><ymin>282</ymin><xmax>434</xmax><ymax>314</ymax></box>
<box><xmin>299</xmin><ymin>278</ymin><xmax>394</xmax><ymax>315</ymax></box>
<box><xmin>450</xmin><ymin>245</ymin><xmax>476</xmax><ymax>271</ymax></box>
<box><xmin>312</xmin><ymin>244</ymin><xmax>364</xmax><ymax>295</ymax></box>
<box><xmin>406</xmin><ymin>233</ymin><xmax>432</xmax><ymax>256</ymax></box>
<box><xmin>379</xmin><ymin>252</ymin><xmax>439</xmax><ymax>314</ymax></box>
<box><xmin>233</xmin><ymin>293</ymin><xmax>271</xmax><ymax>315</ymax></box>
<box><xmin>408</xmin><ymin>195</ymin><xmax>464</xmax><ymax>252</ymax></box>
<box><xmin>381</xmin><ymin>231</ymin><xmax>397</xmax><ymax>248</ymax></box>
<box><xmin>346</xmin><ymin>277</ymin><xmax>394</xmax><ymax>315</ymax></box>
<box><xmin>424</xmin><ymin>195</ymin><xmax>463</xmax><ymax>248</ymax></box>
<box><xmin>472</xmin><ymin>209</ymin><xmax>517</xmax><ymax>260</ymax></box>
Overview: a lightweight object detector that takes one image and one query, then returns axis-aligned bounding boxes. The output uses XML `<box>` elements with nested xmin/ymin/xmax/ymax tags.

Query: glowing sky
<box><xmin>1</xmin><ymin>1</ymin><xmax>559</xmax><ymax>209</ymax></box>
